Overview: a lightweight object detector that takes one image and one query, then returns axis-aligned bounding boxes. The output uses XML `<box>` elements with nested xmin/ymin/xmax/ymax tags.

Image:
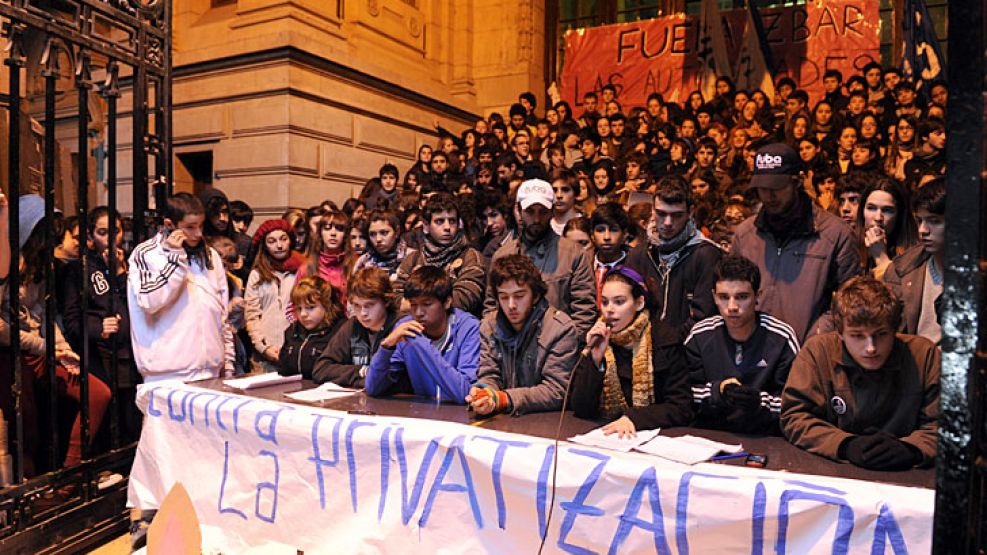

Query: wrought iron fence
<box><xmin>0</xmin><ymin>0</ymin><xmax>170</xmax><ymax>551</ymax></box>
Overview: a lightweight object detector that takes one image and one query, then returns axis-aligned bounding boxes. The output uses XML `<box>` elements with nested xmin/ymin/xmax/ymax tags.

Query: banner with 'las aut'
<box><xmin>560</xmin><ymin>0</ymin><xmax>879</xmax><ymax>108</ymax></box>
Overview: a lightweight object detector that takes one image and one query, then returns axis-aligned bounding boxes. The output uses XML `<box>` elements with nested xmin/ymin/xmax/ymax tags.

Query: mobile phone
<box><xmin>162</xmin><ymin>224</ymin><xmax>187</xmax><ymax>247</ymax></box>
<box><xmin>745</xmin><ymin>453</ymin><xmax>768</xmax><ymax>468</ymax></box>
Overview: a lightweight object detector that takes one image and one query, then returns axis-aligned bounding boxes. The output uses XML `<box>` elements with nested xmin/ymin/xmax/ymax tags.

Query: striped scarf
<box><xmin>599</xmin><ymin>310</ymin><xmax>655</xmax><ymax>419</ymax></box>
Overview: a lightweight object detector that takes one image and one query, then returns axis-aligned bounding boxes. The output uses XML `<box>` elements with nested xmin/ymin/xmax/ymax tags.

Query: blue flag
<box><xmin>900</xmin><ymin>0</ymin><xmax>945</xmax><ymax>98</ymax></box>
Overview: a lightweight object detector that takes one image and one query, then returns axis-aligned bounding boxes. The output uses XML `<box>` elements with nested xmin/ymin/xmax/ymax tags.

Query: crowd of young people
<box><xmin>0</xmin><ymin>66</ymin><xmax>947</xmax><ymax>492</ymax></box>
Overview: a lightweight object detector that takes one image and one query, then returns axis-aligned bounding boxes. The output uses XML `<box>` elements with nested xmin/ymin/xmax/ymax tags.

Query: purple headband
<box><xmin>604</xmin><ymin>265</ymin><xmax>647</xmax><ymax>291</ymax></box>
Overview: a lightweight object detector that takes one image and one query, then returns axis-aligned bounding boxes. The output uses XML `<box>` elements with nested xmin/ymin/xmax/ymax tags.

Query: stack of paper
<box><xmin>633</xmin><ymin>434</ymin><xmax>744</xmax><ymax>465</ymax></box>
<box><xmin>568</xmin><ymin>427</ymin><xmax>661</xmax><ymax>453</ymax></box>
<box><xmin>223</xmin><ymin>373</ymin><xmax>302</xmax><ymax>390</ymax></box>
<box><xmin>283</xmin><ymin>382</ymin><xmax>359</xmax><ymax>403</ymax></box>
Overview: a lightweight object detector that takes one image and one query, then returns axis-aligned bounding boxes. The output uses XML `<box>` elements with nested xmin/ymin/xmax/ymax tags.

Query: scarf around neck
<box><xmin>315</xmin><ymin>249</ymin><xmax>348</xmax><ymax>303</ymax></box>
<box><xmin>494</xmin><ymin>297</ymin><xmax>549</xmax><ymax>389</ymax></box>
<box><xmin>649</xmin><ymin>218</ymin><xmax>704</xmax><ymax>263</ymax></box>
<box><xmin>369</xmin><ymin>240</ymin><xmax>408</xmax><ymax>274</ymax></box>
<box><xmin>319</xmin><ymin>249</ymin><xmax>346</xmax><ymax>268</ymax></box>
<box><xmin>422</xmin><ymin>231</ymin><xmax>469</xmax><ymax>270</ymax></box>
<box><xmin>600</xmin><ymin>311</ymin><xmax>655</xmax><ymax>419</ymax></box>
<box><xmin>757</xmin><ymin>190</ymin><xmax>813</xmax><ymax>241</ymax></box>
<box><xmin>272</xmin><ymin>251</ymin><xmax>305</xmax><ymax>275</ymax></box>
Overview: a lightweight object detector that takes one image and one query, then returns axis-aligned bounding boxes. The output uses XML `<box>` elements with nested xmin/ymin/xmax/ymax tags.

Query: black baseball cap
<box><xmin>749</xmin><ymin>143</ymin><xmax>800</xmax><ymax>190</ymax></box>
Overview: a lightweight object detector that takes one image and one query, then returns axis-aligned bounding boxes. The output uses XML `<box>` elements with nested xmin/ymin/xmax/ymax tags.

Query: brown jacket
<box><xmin>485</xmin><ymin>232</ymin><xmax>598</xmax><ymax>338</ymax></box>
<box><xmin>883</xmin><ymin>245</ymin><xmax>940</xmax><ymax>337</ymax></box>
<box><xmin>780</xmin><ymin>332</ymin><xmax>939</xmax><ymax>466</ymax></box>
<box><xmin>395</xmin><ymin>246</ymin><xmax>487</xmax><ymax>317</ymax></box>
<box><xmin>731</xmin><ymin>198</ymin><xmax>861</xmax><ymax>342</ymax></box>
<box><xmin>475</xmin><ymin>302</ymin><xmax>578</xmax><ymax>415</ymax></box>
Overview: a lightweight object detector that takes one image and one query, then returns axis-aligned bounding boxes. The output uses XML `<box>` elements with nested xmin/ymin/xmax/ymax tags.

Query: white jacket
<box><xmin>243</xmin><ymin>269</ymin><xmax>295</xmax><ymax>373</ymax></box>
<box><xmin>127</xmin><ymin>233</ymin><xmax>233</xmax><ymax>383</ymax></box>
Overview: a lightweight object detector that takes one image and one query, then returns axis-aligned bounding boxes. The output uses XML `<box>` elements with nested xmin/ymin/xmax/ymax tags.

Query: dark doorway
<box><xmin>175</xmin><ymin>150</ymin><xmax>213</xmax><ymax>198</ymax></box>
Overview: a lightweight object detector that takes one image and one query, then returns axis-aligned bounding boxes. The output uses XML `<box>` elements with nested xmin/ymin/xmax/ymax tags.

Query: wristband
<box><xmin>474</xmin><ymin>384</ymin><xmax>511</xmax><ymax>413</ymax></box>
<box><xmin>493</xmin><ymin>390</ymin><xmax>511</xmax><ymax>413</ymax></box>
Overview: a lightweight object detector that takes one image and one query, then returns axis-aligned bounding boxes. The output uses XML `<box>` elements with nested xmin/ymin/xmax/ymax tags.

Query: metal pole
<box><xmin>164</xmin><ymin>0</ymin><xmax>173</xmax><ymax>198</ymax></box>
<box><xmin>101</xmin><ymin>61</ymin><xmax>120</xmax><ymax>450</ymax></box>
<box><xmin>75</xmin><ymin>48</ymin><xmax>92</xmax><ymax>476</ymax></box>
<box><xmin>5</xmin><ymin>24</ymin><xmax>26</xmax><ymax>483</ymax></box>
<box><xmin>132</xmin><ymin>28</ymin><xmax>148</xmax><ymax>244</ymax></box>
<box><xmin>152</xmin><ymin>75</ymin><xmax>167</xmax><ymax>217</ymax></box>
<box><xmin>41</xmin><ymin>38</ymin><xmax>59</xmax><ymax>473</ymax></box>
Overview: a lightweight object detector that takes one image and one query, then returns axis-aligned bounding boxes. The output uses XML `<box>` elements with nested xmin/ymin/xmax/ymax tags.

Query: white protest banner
<box><xmin>129</xmin><ymin>383</ymin><xmax>933</xmax><ymax>553</ymax></box>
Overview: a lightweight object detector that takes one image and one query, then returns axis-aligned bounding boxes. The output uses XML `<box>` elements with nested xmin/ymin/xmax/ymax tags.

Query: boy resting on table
<box><xmin>780</xmin><ymin>276</ymin><xmax>939</xmax><ymax>470</ymax></box>
<box><xmin>365</xmin><ymin>265</ymin><xmax>479</xmax><ymax>402</ymax></box>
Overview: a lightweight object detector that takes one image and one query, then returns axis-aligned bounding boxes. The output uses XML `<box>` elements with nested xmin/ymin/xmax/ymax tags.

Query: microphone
<box><xmin>580</xmin><ymin>324</ymin><xmax>611</xmax><ymax>358</ymax></box>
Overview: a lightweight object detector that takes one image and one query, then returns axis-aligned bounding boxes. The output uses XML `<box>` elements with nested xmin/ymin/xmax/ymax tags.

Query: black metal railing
<box><xmin>933</xmin><ymin>1</ymin><xmax>987</xmax><ymax>552</ymax></box>
<box><xmin>0</xmin><ymin>0</ymin><xmax>171</xmax><ymax>551</ymax></box>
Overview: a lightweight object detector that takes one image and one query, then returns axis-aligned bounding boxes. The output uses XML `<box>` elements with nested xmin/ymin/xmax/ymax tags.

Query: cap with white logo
<box><xmin>749</xmin><ymin>143</ymin><xmax>801</xmax><ymax>190</ymax></box>
<box><xmin>516</xmin><ymin>179</ymin><xmax>555</xmax><ymax>210</ymax></box>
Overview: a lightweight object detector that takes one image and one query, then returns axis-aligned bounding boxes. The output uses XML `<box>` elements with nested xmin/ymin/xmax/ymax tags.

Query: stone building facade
<box><xmin>171</xmin><ymin>0</ymin><xmax>547</xmax><ymax>218</ymax></box>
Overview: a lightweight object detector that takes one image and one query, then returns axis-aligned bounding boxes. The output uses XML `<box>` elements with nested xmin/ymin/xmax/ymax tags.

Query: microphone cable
<box><xmin>536</xmin><ymin>348</ymin><xmax>587</xmax><ymax>555</ymax></box>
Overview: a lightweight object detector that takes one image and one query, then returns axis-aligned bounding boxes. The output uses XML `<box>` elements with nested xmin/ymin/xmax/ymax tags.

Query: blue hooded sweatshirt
<box><xmin>365</xmin><ymin>308</ymin><xmax>480</xmax><ymax>403</ymax></box>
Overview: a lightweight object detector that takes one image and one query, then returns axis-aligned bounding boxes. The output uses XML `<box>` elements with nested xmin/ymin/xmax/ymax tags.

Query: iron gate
<box><xmin>0</xmin><ymin>0</ymin><xmax>170</xmax><ymax>551</ymax></box>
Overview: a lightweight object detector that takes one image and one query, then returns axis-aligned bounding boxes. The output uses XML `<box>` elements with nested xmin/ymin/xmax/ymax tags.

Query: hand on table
<box><xmin>466</xmin><ymin>386</ymin><xmax>496</xmax><ymax>415</ymax></box>
<box><xmin>722</xmin><ymin>382</ymin><xmax>763</xmax><ymax>412</ymax></box>
<box><xmin>602</xmin><ymin>415</ymin><xmax>637</xmax><ymax>439</ymax></box>
<box><xmin>843</xmin><ymin>432</ymin><xmax>919</xmax><ymax>471</ymax></box>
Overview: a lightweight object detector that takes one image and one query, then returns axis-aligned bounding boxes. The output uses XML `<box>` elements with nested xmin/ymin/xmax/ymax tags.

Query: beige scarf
<box><xmin>599</xmin><ymin>311</ymin><xmax>655</xmax><ymax>419</ymax></box>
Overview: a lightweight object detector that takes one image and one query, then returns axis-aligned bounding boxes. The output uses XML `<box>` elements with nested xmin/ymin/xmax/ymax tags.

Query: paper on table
<box><xmin>568</xmin><ymin>427</ymin><xmax>661</xmax><ymax>453</ymax></box>
<box><xmin>223</xmin><ymin>373</ymin><xmax>302</xmax><ymax>390</ymax></box>
<box><xmin>633</xmin><ymin>434</ymin><xmax>743</xmax><ymax>465</ymax></box>
<box><xmin>283</xmin><ymin>382</ymin><xmax>359</xmax><ymax>403</ymax></box>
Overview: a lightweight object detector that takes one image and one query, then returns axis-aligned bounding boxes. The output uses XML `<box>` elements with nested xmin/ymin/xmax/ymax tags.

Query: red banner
<box><xmin>560</xmin><ymin>0</ymin><xmax>879</xmax><ymax>111</ymax></box>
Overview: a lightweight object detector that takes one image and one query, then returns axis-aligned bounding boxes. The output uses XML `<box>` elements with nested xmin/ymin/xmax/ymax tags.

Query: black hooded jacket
<box><xmin>61</xmin><ymin>250</ymin><xmax>134</xmax><ymax>384</ymax></box>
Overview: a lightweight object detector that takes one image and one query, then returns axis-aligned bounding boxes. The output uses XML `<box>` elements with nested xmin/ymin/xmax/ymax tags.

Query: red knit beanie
<box><xmin>252</xmin><ymin>219</ymin><xmax>295</xmax><ymax>250</ymax></box>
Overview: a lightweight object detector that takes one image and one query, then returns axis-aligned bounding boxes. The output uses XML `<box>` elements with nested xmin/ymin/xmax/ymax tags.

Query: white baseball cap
<box><xmin>516</xmin><ymin>179</ymin><xmax>554</xmax><ymax>210</ymax></box>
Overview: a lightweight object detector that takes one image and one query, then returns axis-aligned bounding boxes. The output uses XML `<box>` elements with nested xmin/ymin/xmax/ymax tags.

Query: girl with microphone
<box><xmin>571</xmin><ymin>266</ymin><xmax>693</xmax><ymax>438</ymax></box>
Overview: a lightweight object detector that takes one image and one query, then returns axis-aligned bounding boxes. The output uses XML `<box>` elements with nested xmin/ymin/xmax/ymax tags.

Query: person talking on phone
<box><xmin>570</xmin><ymin>266</ymin><xmax>692</xmax><ymax>438</ymax></box>
<box><xmin>127</xmin><ymin>192</ymin><xmax>235</xmax><ymax>384</ymax></box>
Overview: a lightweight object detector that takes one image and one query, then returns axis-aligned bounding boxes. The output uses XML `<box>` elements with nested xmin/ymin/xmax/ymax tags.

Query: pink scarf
<box><xmin>317</xmin><ymin>250</ymin><xmax>347</xmax><ymax>304</ymax></box>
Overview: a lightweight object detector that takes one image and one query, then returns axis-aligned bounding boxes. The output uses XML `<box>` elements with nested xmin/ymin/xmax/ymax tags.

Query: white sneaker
<box><xmin>97</xmin><ymin>471</ymin><xmax>124</xmax><ymax>490</ymax></box>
